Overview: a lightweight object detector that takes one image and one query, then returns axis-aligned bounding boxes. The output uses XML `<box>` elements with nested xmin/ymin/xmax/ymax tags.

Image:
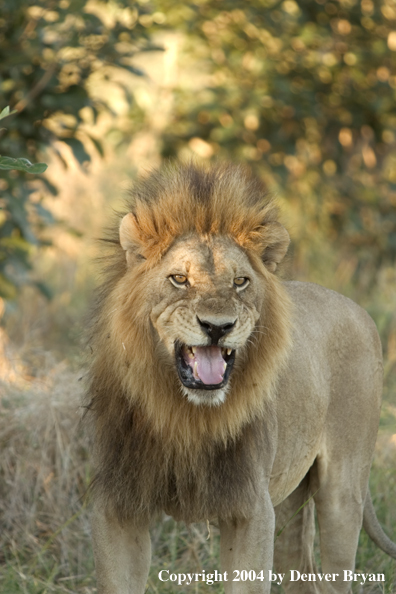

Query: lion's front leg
<box><xmin>91</xmin><ymin>504</ymin><xmax>151</xmax><ymax>594</ymax></box>
<box><xmin>219</xmin><ymin>491</ymin><xmax>275</xmax><ymax>594</ymax></box>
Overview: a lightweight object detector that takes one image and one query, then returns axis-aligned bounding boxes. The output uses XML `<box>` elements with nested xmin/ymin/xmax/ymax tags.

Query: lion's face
<box><xmin>149</xmin><ymin>236</ymin><xmax>263</xmax><ymax>406</ymax></box>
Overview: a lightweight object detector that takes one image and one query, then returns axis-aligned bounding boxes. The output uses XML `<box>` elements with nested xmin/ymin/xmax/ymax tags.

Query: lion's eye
<box><xmin>170</xmin><ymin>274</ymin><xmax>188</xmax><ymax>287</ymax></box>
<box><xmin>234</xmin><ymin>277</ymin><xmax>249</xmax><ymax>289</ymax></box>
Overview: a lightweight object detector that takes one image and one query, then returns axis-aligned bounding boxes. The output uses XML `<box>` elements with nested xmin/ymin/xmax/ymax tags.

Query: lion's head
<box><xmin>88</xmin><ymin>162</ymin><xmax>292</xmax><ymax>446</ymax></box>
<box><xmin>121</xmin><ymin>225</ymin><xmax>280</xmax><ymax>407</ymax></box>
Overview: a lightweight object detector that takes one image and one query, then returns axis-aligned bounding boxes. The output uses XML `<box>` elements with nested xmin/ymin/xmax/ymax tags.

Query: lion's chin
<box><xmin>180</xmin><ymin>384</ymin><xmax>229</xmax><ymax>407</ymax></box>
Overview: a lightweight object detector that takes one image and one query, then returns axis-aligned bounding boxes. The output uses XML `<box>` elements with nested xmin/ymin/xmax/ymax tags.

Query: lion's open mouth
<box><xmin>175</xmin><ymin>342</ymin><xmax>236</xmax><ymax>390</ymax></box>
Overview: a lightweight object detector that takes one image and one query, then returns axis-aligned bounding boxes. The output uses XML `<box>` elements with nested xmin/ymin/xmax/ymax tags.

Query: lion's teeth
<box><xmin>223</xmin><ymin>361</ymin><xmax>227</xmax><ymax>372</ymax></box>
<box><xmin>191</xmin><ymin>346</ymin><xmax>196</xmax><ymax>355</ymax></box>
<box><xmin>193</xmin><ymin>361</ymin><xmax>199</xmax><ymax>379</ymax></box>
<box><xmin>227</xmin><ymin>348</ymin><xmax>232</xmax><ymax>356</ymax></box>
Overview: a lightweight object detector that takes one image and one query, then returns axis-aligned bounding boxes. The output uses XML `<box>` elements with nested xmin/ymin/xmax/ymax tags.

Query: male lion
<box><xmin>85</xmin><ymin>163</ymin><xmax>396</xmax><ymax>594</ymax></box>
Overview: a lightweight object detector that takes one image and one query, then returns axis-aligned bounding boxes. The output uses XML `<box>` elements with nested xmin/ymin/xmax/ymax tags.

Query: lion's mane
<box><xmin>85</xmin><ymin>163</ymin><xmax>292</xmax><ymax>523</ymax></box>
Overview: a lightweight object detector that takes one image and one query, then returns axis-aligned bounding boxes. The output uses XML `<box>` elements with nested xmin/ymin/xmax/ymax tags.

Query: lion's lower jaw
<box><xmin>181</xmin><ymin>384</ymin><xmax>229</xmax><ymax>406</ymax></box>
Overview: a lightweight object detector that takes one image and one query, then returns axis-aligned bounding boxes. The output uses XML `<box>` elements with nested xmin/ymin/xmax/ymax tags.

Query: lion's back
<box><xmin>284</xmin><ymin>280</ymin><xmax>382</xmax><ymax>368</ymax></box>
<box><xmin>282</xmin><ymin>280</ymin><xmax>382</xmax><ymax>403</ymax></box>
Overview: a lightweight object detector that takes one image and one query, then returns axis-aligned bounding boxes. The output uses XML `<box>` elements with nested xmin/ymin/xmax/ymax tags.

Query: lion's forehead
<box><xmin>163</xmin><ymin>235</ymin><xmax>253</xmax><ymax>283</ymax></box>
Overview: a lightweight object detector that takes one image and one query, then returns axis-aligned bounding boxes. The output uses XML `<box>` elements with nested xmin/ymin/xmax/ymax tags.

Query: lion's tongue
<box><xmin>194</xmin><ymin>346</ymin><xmax>225</xmax><ymax>385</ymax></box>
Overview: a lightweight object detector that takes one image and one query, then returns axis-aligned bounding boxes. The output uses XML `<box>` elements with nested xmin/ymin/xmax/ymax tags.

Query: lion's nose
<box><xmin>197</xmin><ymin>317</ymin><xmax>236</xmax><ymax>345</ymax></box>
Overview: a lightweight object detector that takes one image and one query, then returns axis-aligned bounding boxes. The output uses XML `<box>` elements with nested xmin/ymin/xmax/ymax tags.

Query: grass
<box><xmin>354</xmin><ymin>462</ymin><xmax>396</xmax><ymax>593</ymax></box>
<box><xmin>0</xmin><ymin>330</ymin><xmax>395</xmax><ymax>594</ymax></box>
<box><xmin>0</xmin><ymin>351</ymin><xmax>94</xmax><ymax>594</ymax></box>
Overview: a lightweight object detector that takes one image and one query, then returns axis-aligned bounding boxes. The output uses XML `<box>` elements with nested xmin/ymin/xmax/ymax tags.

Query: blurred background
<box><xmin>0</xmin><ymin>1</ymin><xmax>395</xmax><ymax>592</ymax></box>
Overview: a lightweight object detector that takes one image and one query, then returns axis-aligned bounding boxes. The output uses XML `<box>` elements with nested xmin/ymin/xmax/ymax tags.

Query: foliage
<box><xmin>0</xmin><ymin>156</ymin><xmax>47</xmax><ymax>174</ymax></box>
<box><xmin>0</xmin><ymin>0</ymin><xmax>162</xmax><ymax>299</ymax></box>
<box><xmin>157</xmin><ymin>0</ymin><xmax>396</xmax><ymax>290</ymax></box>
<box><xmin>0</xmin><ymin>107</ymin><xmax>48</xmax><ymax>174</ymax></box>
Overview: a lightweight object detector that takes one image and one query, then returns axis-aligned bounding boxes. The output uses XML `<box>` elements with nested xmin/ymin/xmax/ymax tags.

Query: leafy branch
<box><xmin>0</xmin><ymin>106</ymin><xmax>48</xmax><ymax>173</ymax></box>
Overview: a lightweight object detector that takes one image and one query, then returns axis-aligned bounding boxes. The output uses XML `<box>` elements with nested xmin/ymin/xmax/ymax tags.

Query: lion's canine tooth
<box><xmin>223</xmin><ymin>361</ymin><xmax>227</xmax><ymax>372</ymax></box>
<box><xmin>193</xmin><ymin>361</ymin><xmax>199</xmax><ymax>379</ymax></box>
<box><xmin>227</xmin><ymin>348</ymin><xmax>232</xmax><ymax>356</ymax></box>
<box><xmin>191</xmin><ymin>346</ymin><xmax>196</xmax><ymax>355</ymax></box>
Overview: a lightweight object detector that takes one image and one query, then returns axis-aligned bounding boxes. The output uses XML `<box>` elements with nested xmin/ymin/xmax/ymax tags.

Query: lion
<box><xmin>85</xmin><ymin>162</ymin><xmax>396</xmax><ymax>594</ymax></box>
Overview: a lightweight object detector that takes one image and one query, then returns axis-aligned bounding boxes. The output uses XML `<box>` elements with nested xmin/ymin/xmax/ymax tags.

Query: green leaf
<box><xmin>0</xmin><ymin>156</ymin><xmax>48</xmax><ymax>174</ymax></box>
<box><xmin>0</xmin><ymin>106</ymin><xmax>17</xmax><ymax>121</ymax></box>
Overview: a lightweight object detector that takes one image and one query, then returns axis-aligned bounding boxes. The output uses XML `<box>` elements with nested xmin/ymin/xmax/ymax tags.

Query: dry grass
<box><xmin>0</xmin><ymin>338</ymin><xmax>94</xmax><ymax>593</ymax></box>
<box><xmin>0</xmin><ymin>326</ymin><xmax>395</xmax><ymax>593</ymax></box>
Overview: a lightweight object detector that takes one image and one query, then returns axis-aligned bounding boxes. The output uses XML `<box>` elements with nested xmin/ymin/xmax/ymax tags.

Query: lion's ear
<box><xmin>261</xmin><ymin>222</ymin><xmax>290</xmax><ymax>273</ymax></box>
<box><xmin>119</xmin><ymin>213</ymin><xmax>144</xmax><ymax>264</ymax></box>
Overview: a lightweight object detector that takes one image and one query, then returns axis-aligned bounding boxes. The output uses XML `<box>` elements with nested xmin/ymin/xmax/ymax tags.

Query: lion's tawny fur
<box><xmin>86</xmin><ymin>162</ymin><xmax>292</xmax><ymax>522</ymax></box>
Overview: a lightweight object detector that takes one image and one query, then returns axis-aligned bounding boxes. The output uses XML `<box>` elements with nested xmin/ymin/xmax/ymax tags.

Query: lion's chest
<box><xmin>162</xmin><ymin>424</ymin><xmax>268</xmax><ymax>522</ymax></box>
